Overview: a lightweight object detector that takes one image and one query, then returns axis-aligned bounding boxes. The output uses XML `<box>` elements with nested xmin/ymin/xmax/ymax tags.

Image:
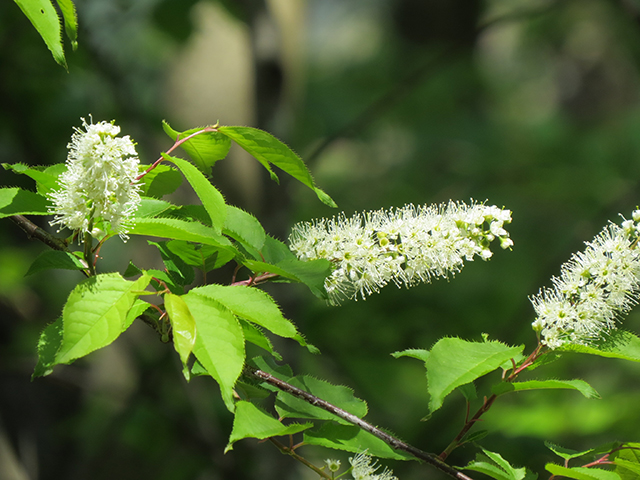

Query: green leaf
<box><xmin>545</xmin><ymin>442</ymin><xmax>595</xmax><ymax>461</ymax></box>
<box><xmin>129</xmin><ymin>217</ymin><xmax>234</xmax><ymax>249</ymax></box>
<box><xmin>165</xmin><ymin>293</ymin><xmax>197</xmax><ymax>380</ymax></box>
<box><xmin>223</xmin><ymin>205</ymin><xmax>266</xmax><ymax>253</ymax></box>
<box><xmin>218</xmin><ymin>126</ymin><xmax>337</xmax><ymax>207</ymax></box>
<box><xmin>55</xmin><ymin>273</ymin><xmax>152</xmax><ymax>365</ymax></box>
<box><xmin>464</xmin><ymin>448</ymin><xmax>529</xmax><ymax>480</ymax></box>
<box><xmin>240</xmin><ymin>320</ymin><xmax>282</xmax><ymax>361</ymax></box>
<box><xmin>32</xmin><ymin>317</ymin><xmax>63</xmax><ymax>379</ymax></box>
<box><xmin>274</xmin><ymin>375</ymin><xmax>367</xmax><ymax>424</ymax></box>
<box><xmin>612</xmin><ymin>443</ymin><xmax>640</xmax><ymax>480</ymax></box>
<box><xmin>425</xmin><ymin>338</ymin><xmax>524</xmax><ymax>413</ymax></box>
<box><xmin>182</xmin><ymin>291</ymin><xmax>245</xmax><ymax>411</ymax></box>
<box><xmin>162</xmin><ymin>121</ymin><xmax>231</xmax><ymax>173</ymax></box>
<box><xmin>493</xmin><ymin>379</ymin><xmax>600</xmax><ymax>399</ymax></box>
<box><xmin>25</xmin><ymin>250</ymin><xmax>86</xmax><ymax>276</ymax></box>
<box><xmin>2</xmin><ymin>162</ymin><xmax>62</xmax><ymax>195</ymax></box>
<box><xmin>546</xmin><ymin>464</ymin><xmax>621</xmax><ymax>480</ymax></box>
<box><xmin>392</xmin><ymin>348</ymin><xmax>430</xmax><ymax>363</ymax></box>
<box><xmin>187</xmin><ymin>284</ymin><xmax>300</xmax><ymax>341</ymax></box>
<box><xmin>165</xmin><ymin>240</ymin><xmax>235</xmax><ymax>272</ymax></box>
<box><xmin>303</xmin><ymin>423</ymin><xmax>414</xmax><ymax>461</ymax></box>
<box><xmin>162</xmin><ymin>154</ymin><xmax>227</xmax><ymax>232</ymax></box>
<box><xmin>138</xmin><ymin>164</ymin><xmax>183</xmax><ymax>198</ymax></box>
<box><xmin>123</xmin><ymin>299</ymin><xmax>152</xmax><ymax>330</ymax></box>
<box><xmin>149</xmin><ymin>240</ymin><xmax>195</xmax><ymax>286</ymax></box>
<box><xmin>135</xmin><ymin>197</ymin><xmax>174</xmax><ymax>218</ymax></box>
<box><xmin>55</xmin><ymin>0</ymin><xmax>78</xmax><ymax>50</ymax></box>
<box><xmin>0</xmin><ymin>187</ymin><xmax>50</xmax><ymax>218</ymax></box>
<box><xmin>13</xmin><ymin>0</ymin><xmax>67</xmax><ymax>69</ymax></box>
<box><xmin>558</xmin><ymin>330</ymin><xmax>640</xmax><ymax>362</ymax></box>
<box><xmin>225</xmin><ymin>400</ymin><xmax>312</xmax><ymax>453</ymax></box>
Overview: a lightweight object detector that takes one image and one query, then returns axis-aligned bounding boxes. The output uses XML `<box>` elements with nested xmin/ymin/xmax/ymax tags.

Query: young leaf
<box><xmin>165</xmin><ymin>293</ymin><xmax>197</xmax><ymax>380</ymax></box>
<box><xmin>225</xmin><ymin>400</ymin><xmax>312</xmax><ymax>453</ymax></box>
<box><xmin>55</xmin><ymin>0</ymin><xmax>78</xmax><ymax>50</ymax></box>
<box><xmin>182</xmin><ymin>291</ymin><xmax>245</xmax><ymax>411</ymax></box>
<box><xmin>2</xmin><ymin>163</ymin><xmax>62</xmax><ymax>195</ymax></box>
<box><xmin>493</xmin><ymin>379</ymin><xmax>600</xmax><ymax>399</ymax></box>
<box><xmin>32</xmin><ymin>317</ymin><xmax>63</xmax><ymax>379</ymax></box>
<box><xmin>545</xmin><ymin>442</ymin><xmax>595</xmax><ymax>461</ymax></box>
<box><xmin>303</xmin><ymin>423</ymin><xmax>414</xmax><ymax>461</ymax></box>
<box><xmin>128</xmin><ymin>217</ymin><xmax>234</xmax><ymax>249</ymax></box>
<box><xmin>218</xmin><ymin>126</ymin><xmax>337</xmax><ymax>207</ymax></box>
<box><xmin>13</xmin><ymin>0</ymin><xmax>68</xmax><ymax>69</ymax></box>
<box><xmin>162</xmin><ymin>153</ymin><xmax>227</xmax><ymax>232</ymax></box>
<box><xmin>135</xmin><ymin>197</ymin><xmax>174</xmax><ymax>218</ymax></box>
<box><xmin>558</xmin><ymin>330</ymin><xmax>640</xmax><ymax>362</ymax></box>
<box><xmin>612</xmin><ymin>443</ymin><xmax>640</xmax><ymax>480</ymax></box>
<box><xmin>25</xmin><ymin>250</ymin><xmax>86</xmax><ymax>276</ymax></box>
<box><xmin>392</xmin><ymin>348</ymin><xmax>430</xmax><ymax>363</ymax></box>
<box><xmin>162</xmin><ymin>121</ymin><xmax>231</xmax><ymax>173</ymax></box>
<box><xmin>274</xmin><ymin>375</ymin><xmax>368</xmax><ymax>424</ymax></box>
<box><xmin>149</xmin><ymin>240</ymin><xmax>195</xmax><ymax>286</ymax></box>
<box><xmin>223</xmin><ymin>205</ymin><xmax>266</xmax><ymax>253</ymax></box>
<box><xmin>187</xmin><ymin>284</ymin><xmax>308</xmax><ymax>348</ymax></box>
<box><xmin>464</xmin><ymin>448</ymin><xmax>529</xmax><ymax>480</ymax></box>
<box><xmin>55</xmin><ymin>273</ymin><xmax>152</xmax><ymax>365</ymax></box>
<box><xmin>240</xmin><ymin>320</ymin><xmax>282</xmax><ymax>361</ymax></box>
<box><xmin>138</xmin><ymin>164</ymin><xmax>183</xmax><ymax>198</ymax></box>
<box><xmin>545</xmin><ymin>464</ymin><xmax>621</xmax><ymax>480</ymax></box>
<box><xmin>0</xmin><ymin>187</ymin><xmax>50</xmax><ymax>218</ymax></box>
<box><xmin>165</xmin><ymin>240</ymin><xmax>235</xmax><ymax>272</ymax></box>
<box><xmin>424</xmin><ymin>338</ymin><xmax>524</xmax><ymax>413</ymax></box>
<box><xmin>123</xmin><ymin>299</ymin><xmax>153</xmax><ymax>330</ymax></box>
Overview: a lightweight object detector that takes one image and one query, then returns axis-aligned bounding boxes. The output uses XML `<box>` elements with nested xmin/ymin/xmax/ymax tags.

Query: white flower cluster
<box><xmin>48</xmin><ymin>117</ymin><xmax>141</xmax><ymax>240</ymax></box>
<box><xmin>531</xmin><ymin>211</ymin><xmax>640</xmax><ymax>349</ymax></box>
<box><xmin>349</xmin><ymin>451</ymin><xmax>398</xmax><ymax>480</ymax></box>
<box><xmin>289</xmin><ymin>201</ymin><xmax>513</xmax><ymax>305</ymax></box>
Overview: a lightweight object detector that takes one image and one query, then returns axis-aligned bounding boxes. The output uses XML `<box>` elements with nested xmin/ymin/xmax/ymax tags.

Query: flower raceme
<box><xmin>348</xmin><ymin>451</ymin><xmax>398</xmax><ymax>480</ymax></box>
<box><xmin>48</xmin><ymin>117</ymin><xmax>141</xmax><ymax>240</ymax></box>
<box><xmin>288</xmin><ymin>201</ymin><xmax>513</xmax><ymax>305</ymax></box>
<box><xmin>531</xmin><ymin>211</ymin><xmax>640</xmax><ymax>349</ymax></box>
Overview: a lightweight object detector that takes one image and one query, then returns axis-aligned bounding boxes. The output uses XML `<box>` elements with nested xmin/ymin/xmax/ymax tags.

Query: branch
<box><xmin>244</xmin><ymin>365</ymin><xmax>475</xmax><ymax>480</ymax></box>
<box><xmin>9</xmin><ymin>215</ymin><xmax>68</xmax><ymax>251</ymax></box>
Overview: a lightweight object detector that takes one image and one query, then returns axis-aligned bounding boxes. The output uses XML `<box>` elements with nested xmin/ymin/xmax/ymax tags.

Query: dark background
<box><xmin>2</xmin><ymin>0</ymin><xmax>640</xmax><ymax>479</ymax></box>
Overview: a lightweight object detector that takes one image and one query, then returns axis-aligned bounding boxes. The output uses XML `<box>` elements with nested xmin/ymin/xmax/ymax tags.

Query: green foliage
<box><xmin>558</xmin><ymin>330</ymin><xmax>640</xmax><ymax>362</ymax></box>
<box><xmin>225</xmin><ymin>400</ymin><xmax>312</xmax><ymax>453</ymax></box>
<box><xmin>2</xmin><ymin>162</ymin><xmax>64</xmax><ymax>195</ymax></box>
<box><xmin>162</xmin><ymin>121</ymin><xmax>231</xmax><ymax>173</ymax></box>
<box><xmin>464</xmin><ymin>448</ymin><xmax>534</xmax><ymax>480</ymax></box>
<box><xmin>165</xmin><ymin>292</ymin><xmax>196</xmax><ymax>380</ymax></box>
<box><xmin>138</xmin><ymin>164</ymin><xmax>183</xmax><ymax>198</ymax></box>
<box><xmin>545</xmin><ymin>464</ymin><xmax>620</xmax><ymax>480</ymax></box>
<box><xmin>12</xmin><ymin>0</ymin><xmax>77</xmax><ymax>69</ymax></box>
<box><xmin>395</xmin><ymin>337</ymin><xmax>524</xmax><ymax>413</ymax></box>
<box><xmin>492</xmin><ymin>379</ymin><xmax>600</xmax><ymax>399</ymax></box>
<box><xmin>25</xmin><ymin>250</ymin><xmax>86</xmax><ymax>276</ymax></box>
<box><xmin>217</xmin><ymin>126</ymin><xmax>337</xmax><ymax>208</ymax></box>
<box><xmin>0</xmin><ymin>187</ymin><xmax>50</xmax><ymax>217</ymax></box>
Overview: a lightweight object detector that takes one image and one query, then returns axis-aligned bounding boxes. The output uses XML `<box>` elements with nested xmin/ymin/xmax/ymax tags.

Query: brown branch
<box><xmin>244</xmin><ymin>366</ymin><xmax>475</xmax><ymax>480</ymax></box>
<box><xmin>9</xmin><ymin>215</ymin><xmax>68</xmax><ymax>251</ymax></box>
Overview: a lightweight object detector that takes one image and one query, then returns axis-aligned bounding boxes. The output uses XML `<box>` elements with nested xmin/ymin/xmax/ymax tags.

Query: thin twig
<box><xmin>9</xmin><ymin>215</ymin><xmax>68</xmax><ymax>251</ymax></box>
<box><xmin>245</xmin><ymin>366</ymin><xmax>474</xmax><ymax>480</ymax></box>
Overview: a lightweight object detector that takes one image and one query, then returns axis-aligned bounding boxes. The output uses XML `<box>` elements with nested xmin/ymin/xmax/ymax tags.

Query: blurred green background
<box><xmin>2</xmin><ymin>0</ymin><xmax>640</xmax><ymax>479</ymax></box>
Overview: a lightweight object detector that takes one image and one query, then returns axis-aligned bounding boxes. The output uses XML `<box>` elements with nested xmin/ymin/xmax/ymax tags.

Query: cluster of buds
<box><xmin>289</xmin><ymin>201</ymin><xmax>513</xmax><ymax>305</ymax></box>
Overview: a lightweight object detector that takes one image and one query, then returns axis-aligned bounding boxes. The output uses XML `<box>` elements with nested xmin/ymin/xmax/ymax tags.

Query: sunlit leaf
<box><xmin>225</xmin><ymin>400</ymin><xmax>312</xmax><ymax>453</ymax></box>
<box><xmin>558</xmin><ymin>330</ymin><xmax>640</xmax><ymax>362</ymax></box>
<box><xmin>218</xmin><ymin>126</ymin><xmax>336</xmax><ymax>207</ymax></box>
<box><xmin>546</xmin><ymin>464</ymin><xmax>621</xmax><ymax>480</ymax></box>
<box><xmin>14</xmin><ymin>0</ymin><xmax>67</xmax><ymax>68</ymax></box>
<box><xmin>165</xmin><ymin>293</ymin><xmax>197</xmax><ymax>380</ymax></box>
<box><xmin>0</xmin><ymin>187</ymin><xmax>50</xmax><ymax>218</ymax></box>
<box><xmin>55</xmin><ymin>273</ymin><xmax>152</xmax><ymax>365</ymax></box>
<box><xmin>162</xmin><ymin>121</ymin><xmax>231</xmax><ymax>173</ymax></box>
<box><xmin>493</xmin><ymin>379</ymin><xmax>599</xmax><ymax>399</ymax></box>
<box><xmin>183</xmin><ymin>291</ymin><xmax>245</xmax><ymax>411</ymax></box>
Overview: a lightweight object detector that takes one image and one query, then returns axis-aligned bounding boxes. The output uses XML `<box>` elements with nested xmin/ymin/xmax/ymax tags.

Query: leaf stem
<box><xmin>245</xmin><ymin>366</ymin><xmax>475</xmax><ymax>480</ymax></box>
<box><xmin>268</xmin><ymin>437</ymin><xmax>332</xmax><ymax>479</ymax></box>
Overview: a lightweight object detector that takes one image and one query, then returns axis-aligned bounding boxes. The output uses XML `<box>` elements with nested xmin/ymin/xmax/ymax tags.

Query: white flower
<box><xmin>288</xmin><ymin>201</ymin><xmax>513</xmax><ymax>305</ymax></box>
<box><xmin>325</xmin><ymin>459</ymin><xmax>341</xmax><ymax>472</ymax></box>
<box><xmin>48</xmin><ymin>117</ymin><xmax>141</xmax><ymax>240</ymax></box>
<box><xmin>530</xmin><ymin>211</ymin><xmax>640</xmax><ymax>349</ymax></box>
<box><xmin>349</xmin><ymin>451</ymin><xmax>398</xmax><ymax>480</ymax></box>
